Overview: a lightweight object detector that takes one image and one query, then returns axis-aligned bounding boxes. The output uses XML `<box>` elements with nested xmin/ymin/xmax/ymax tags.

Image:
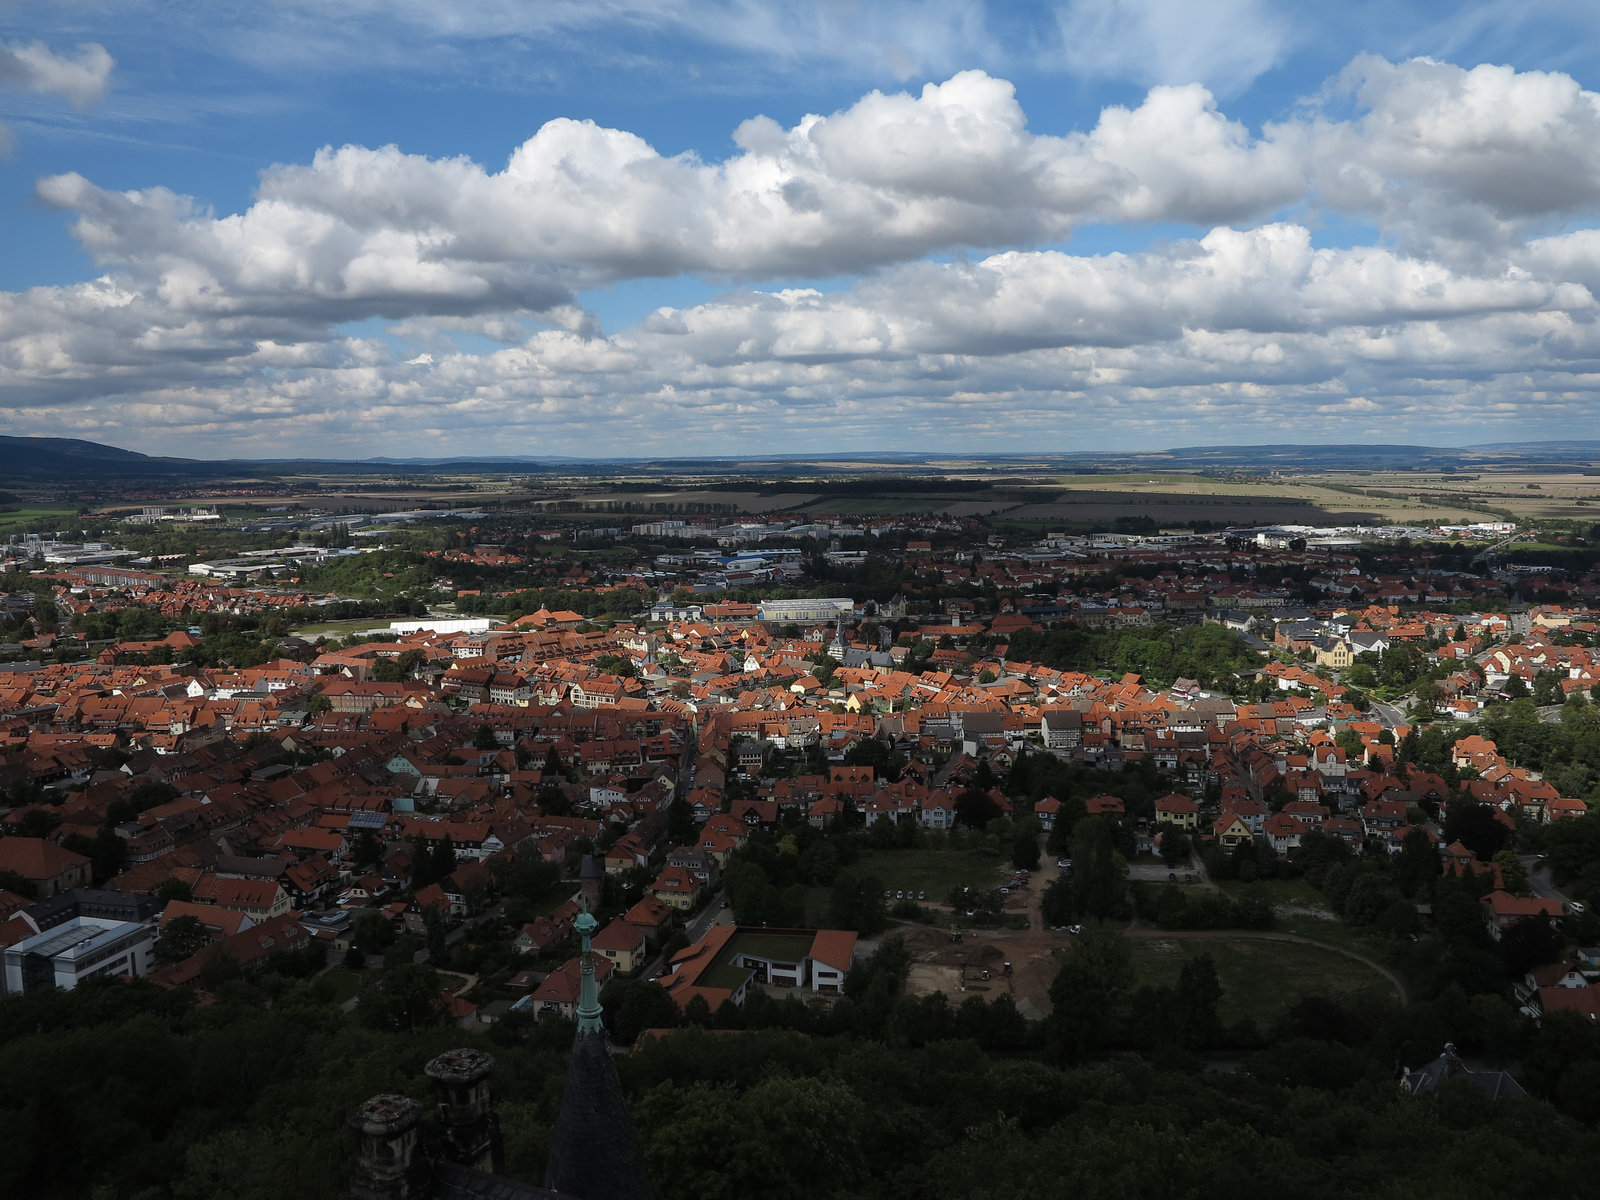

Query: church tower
<box><xmin>543</xmin><ymin>905</ymin><xmax>655</xmax><ymax>1200</ymax></box>
<box><xmin>348</xmin><ymin>907</ymin><xmax>654</xmax><ymax>1199</ymax></box>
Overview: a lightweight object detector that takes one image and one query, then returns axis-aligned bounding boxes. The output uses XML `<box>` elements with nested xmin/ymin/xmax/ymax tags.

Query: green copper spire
<box><xmin>574</xmin><ymin>899</ymin><xmax>604</xmax><ymax>1035</ymax></box>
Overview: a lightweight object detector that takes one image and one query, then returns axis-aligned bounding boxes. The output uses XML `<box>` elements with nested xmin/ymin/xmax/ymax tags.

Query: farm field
<box><xmin>1305</xmin><ymin>470</ymin><xmax>1600</xmax><ymax>522</ymax></box>
<box><xmin>542</xmin><ymin>489</ymin><xmax>824</xmax><ymax>514</ymax></box>
<box><xmin>1029</xmin><ymin>473</ymin><xmax>1494</xmax><ymax>525</ymax></box>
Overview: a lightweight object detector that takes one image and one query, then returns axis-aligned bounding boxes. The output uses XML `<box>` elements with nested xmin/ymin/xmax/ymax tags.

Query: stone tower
<box><xmin>348</xmin><ymin>1094</ymin><xmax>430</xmax><ymax>1200</ymax></box>
<box><xmin>424</xmin><ymin>1047</ymin><xmax>502</xmax><ymax>1174</ymax></box>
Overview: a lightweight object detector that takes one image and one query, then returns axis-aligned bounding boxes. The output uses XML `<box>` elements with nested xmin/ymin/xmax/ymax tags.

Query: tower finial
<box><xmin>574</xmin><ymin>895</ymin><xmax>604</xmax><ymax>1035</ymax></box>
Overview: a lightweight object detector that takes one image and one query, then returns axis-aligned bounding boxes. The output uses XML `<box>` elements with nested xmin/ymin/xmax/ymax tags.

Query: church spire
<box><xmin>574</xmin><ymin>899</ymin><xmax>604</xmax><ymax>1035</ymax></box>
<box><xmin>544</xmin><ymin>899</ymin><xmax>656</xmax><ymax>1199</ymax></box>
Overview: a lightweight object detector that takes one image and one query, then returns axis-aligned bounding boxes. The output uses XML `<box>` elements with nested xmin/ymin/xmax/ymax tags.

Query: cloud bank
<box><xmin>6</xmin><ymin>55</ymin><xmax>1600</xmax><ymax>455</ymax></box>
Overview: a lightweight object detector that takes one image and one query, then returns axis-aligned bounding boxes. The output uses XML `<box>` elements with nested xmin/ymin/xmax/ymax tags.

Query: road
<box><xmin>1371</xmin><ymin>699</ymin><xmax>1408</xmax><ymax>729</ymax></box>
<box><xmin>638</xmin><ymin>885</ymin><xmax>730</xmax><ymax>982</ymax></box>
<box><xmin>1521</xmin><ymin>857</ymin><xmax>1572</xmax><ymax>906</ymax></box>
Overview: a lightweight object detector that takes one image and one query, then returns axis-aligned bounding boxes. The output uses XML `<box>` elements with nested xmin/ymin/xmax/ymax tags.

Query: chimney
<box><xmin>425</xmin><ymin>1047</ymin><xmax>502</xmax><ymax>1174</ymax></box>
<box><xmin>348</xmin><ymin>1095</ymin><xmax>429</xmax><ymax>1200</ymax></box>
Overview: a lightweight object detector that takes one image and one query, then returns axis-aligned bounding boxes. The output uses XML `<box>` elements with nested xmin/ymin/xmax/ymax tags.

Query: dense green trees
<box><xmin>6</xmin><ymin>945</ymin><xmax>1600</xmax><ymax>1200</ymax></box>
<box><xmin>1004</xmin><ymin>623</ymin><xmax>1255</xmax><ymax>689</ymax></box>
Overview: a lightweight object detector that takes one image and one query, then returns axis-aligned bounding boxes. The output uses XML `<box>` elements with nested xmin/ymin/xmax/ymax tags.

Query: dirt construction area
<box><xmin>893</xmin><ymin>856</ymin><xmax>1071</xmax><ymax>1020</ymax></box>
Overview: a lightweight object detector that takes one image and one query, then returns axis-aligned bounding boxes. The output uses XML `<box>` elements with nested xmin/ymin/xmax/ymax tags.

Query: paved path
<box><xmin>1123</xmin><ymin>926</ymin><xmax>1409</xmax><ymax>1006</ymax></box>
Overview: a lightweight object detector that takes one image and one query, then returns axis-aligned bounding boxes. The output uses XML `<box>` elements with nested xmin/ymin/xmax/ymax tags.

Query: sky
<box><xmin>5</xmin><ymin>2</ymin><xmax>1600</xmax><ymax>460</ymax></box>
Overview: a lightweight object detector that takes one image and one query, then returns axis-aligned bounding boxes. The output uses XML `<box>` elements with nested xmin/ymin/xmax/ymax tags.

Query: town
<box><xmin>3</xmin><ymin>472</ymin><xmax>1600</xmax><ymax>1196</ymax></box>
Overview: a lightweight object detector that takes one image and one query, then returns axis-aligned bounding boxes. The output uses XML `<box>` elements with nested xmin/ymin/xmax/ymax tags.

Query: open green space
<box><xmin>291</xmin><ymin>616</ymin><xmax>404</xmax><ymax>639</ymax></box>
<box><xmin>855</xmin><ymin>846</ymin><xmax>1012</xmax><ymax>900</ymax></box>
<box><xmin>1210</xmin><ymin>879</ymin><xmax>1376</xmax><ymax>952</ymax></box>
<box><xmin>1129</xmin><ymin>935</ymin><xmax>1397</xmax><ymax>1026</ymax></box>
<box><xmin>0</xmin><ymin>506</ymin><xmax>82</xmax><ymax>535</ymax></box>
<box><xmin>1212</xmin><ymin>877</ymin><xmax>1331</xmax><ymax>911</ymax></box>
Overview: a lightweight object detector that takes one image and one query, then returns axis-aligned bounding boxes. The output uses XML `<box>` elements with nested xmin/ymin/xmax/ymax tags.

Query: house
<box><xmin>1481</xmin><ymin>890</ymin><xmax>1563</xmax><ymax>940</ymax></box>
<box><xmin>1522</xmin><ymin>959</ymin><xmax>1588</xmax><ymax>1005</ymax></box>
<box><xmin>513</xmin><ymin>897</ymin><xmax>582</xmax><ymax>955</ymax></box>
<box><xmin>649</xmin><ymin>865</ymin><xmax>702</xmax><ymax>911</ymax></box>
<box><xmin>589</xmin><ymin>919</ymin><xmax>647</xmax><ymax>974</ymax></box>
<box><xmin>1263</xmin><ymin>812</ymin><xmax>1308</xmax><ymax>856</ymax></box>
<box><xmin>0</xmin><ymin>838</ymin><xmax>92</xmax><ymax>899</ymax></box>
<box><xmin>1211</xmin><ymin>810</ymin><xmax>1254</xmax><ymax>851</ymax></box>
<box><xmin>622</xmin><ymin>895</ymin><xmax>676</xmax><ymax>944</ymax></box>
<box><xmin>148</xmin><ymin>912</ymin><xmax>311</xmax><ymax>988</ymax></box>
<box><xmin>1401</xmin><ymin>1044</ymin><xmax>1526</xmax><ymax>1099</ymax></box>
<box><xmin>530</xmin><ymin>954</ymin><xmax>615</xmax><ymax>1020</ymax></box>
<box><xmin>158</xmin><ymin>898</ymin><xmax>253</xmax><ymax>940</ymax></box>
<box><xmin>1033</xmin><ymin>796</ymin><xmax>1061</xmax><ymax>830</ymax></box>
<box><xmin>1041</xmin><ymin>708</ymin><xmax>1082</xmax><ymax>750</ymax></box>
<box><xmin>1153</xmin><ymin>794</ymin><xmax>1199</xmax><ymax>832</ymax></box>
<box><xmin>1536</xmin><ymin>984</ymin><xmax>1600</xmax><ymax>1022</ymax></box>
<box><xmin>1360</xmin><ymin>798</ymin><xmax>1409</xmax><ymax>840</ymax></box>
<box><xmin>665</xmin><ymin>846</ymin><xmax>718</xmax><ymax>890</ymax></box>
<box><xmin>1281</xmin><ymin>800</ymin><xmax>1329</xmax><ymax>828</ymax></box>
<box><xmin>192</xmin><ymin>874</ymin><xmax>293</xmax><ymax>923</ymax></box>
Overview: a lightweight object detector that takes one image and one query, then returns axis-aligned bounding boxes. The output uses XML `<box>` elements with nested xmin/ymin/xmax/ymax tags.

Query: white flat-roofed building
<box><xmin>2</xmin><ymin>917</ymin><xmax>155</xmax><ymax>995</ymax></box>
<box><xmin>756</xmin><ymin>598</ymin><xmax>855</xmax><ymax>624</ymax></box>
<box><xmin>388</xmin><ymin>618</ymin><xmax>497</xmax><ymax>635</ymax></box>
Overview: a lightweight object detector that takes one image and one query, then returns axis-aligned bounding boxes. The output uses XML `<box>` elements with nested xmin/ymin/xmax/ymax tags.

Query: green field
<box><xmin>291</xmin><ymin>617</ymin><xmax>402</xmax><ymax>639</ymax></box>
<box><xmin>1129</xmin><ymin>935</ymin><xmax>1398</xmax><ymax>1026</ymax></box>
<box><xmin>856</xmin><ymin>847</ymin><xmax>1014</xmax><ymax>901</ymax></box>
<box><xmin>0</xmin><ymin>506</ymin><xmax>82</xmax><ymax>535</ymax></box>
<box><xmin>1213</xmin><ymin>878</ymin><xmax>1331</xmax><ymax>910</ymax></box>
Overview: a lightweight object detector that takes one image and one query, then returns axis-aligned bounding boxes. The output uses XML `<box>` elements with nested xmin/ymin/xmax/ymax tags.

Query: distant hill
<box><xmin>4</xmin><ymin>433</ymin><xmax>1600</xmax><ymax>482</ymax></box>
<box><xmin>0</xmin><ymin>436</ymin><xmax>217</xmax><ymax>479</ymax></box>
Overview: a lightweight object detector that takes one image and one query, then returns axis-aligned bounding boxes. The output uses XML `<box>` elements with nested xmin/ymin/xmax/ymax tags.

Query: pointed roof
<box><xmin>543</xmin><ymin>902</ymin><xmax>655</xmax><ymax>1200</ymax></box>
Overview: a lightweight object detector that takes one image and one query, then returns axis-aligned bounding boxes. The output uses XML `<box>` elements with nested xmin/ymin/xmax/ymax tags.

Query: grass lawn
<box><xmin>855</xmin><ymin>847</ymin><xmax>1013</xmax><ymax>903</ymax></box>
<box><xmin>1209</xmin><ymin>878</ymin><xmax>1386</xmax><ymax>955</ymax></box>
<box><xmin>1213</xmin><ymin>878</ymin><xmax>1332</xmax><ymax>911</ymax></box>
<box><xmin>1129</xmin><ymin>935</ymin><xmax>1397</xmax><ymax>1026</ymax></box>
<box><xmin>321</xmin><ymin>966</ymin><xmax>364</xmax><ymax>1005</ymax></box>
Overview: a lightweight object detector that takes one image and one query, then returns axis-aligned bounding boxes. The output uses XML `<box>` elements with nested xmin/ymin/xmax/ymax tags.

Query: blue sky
<box><xmin>5</xmin><ymin>1</ymin><xmax>1600</xmax><ymax>458</ymax></box>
